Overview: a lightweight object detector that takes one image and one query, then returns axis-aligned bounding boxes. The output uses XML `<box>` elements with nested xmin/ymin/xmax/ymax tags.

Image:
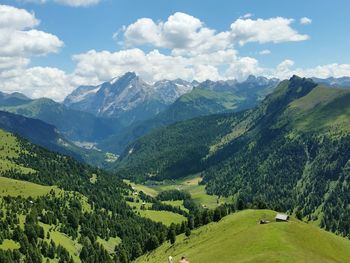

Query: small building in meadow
<box><xmin>275</xmin><ymin>213</ymin><xmax>289</xmax><ymax>222</ymax></box>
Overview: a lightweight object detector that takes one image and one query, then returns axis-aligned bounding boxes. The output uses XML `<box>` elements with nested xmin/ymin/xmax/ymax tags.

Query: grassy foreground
<box><xmin>135</xmin><ymin>210</ymin><xmax>350</xmax><ymax>263</ymax></box>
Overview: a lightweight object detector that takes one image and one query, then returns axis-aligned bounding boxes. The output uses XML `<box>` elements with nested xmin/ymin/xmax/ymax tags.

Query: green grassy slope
<box><xmin>125</xmin><ymin>176</ymin><xmax>231</xmax><ymax>210</ymax></box>
<box><xmin>136</xmin><ymin>210</ymin><xmax>350</xmax><ymax>263</ymax></box>
<box><xmin>160</xmin><ymin>88</ymin><xmax>243</xmax><ymax>121</ymax></box>
<box><xmin>0</xmin><ymin>176</ymin><xmax>59</xmax><ymax>198</ymax></box>
<box><xmin>0</xmin><ymin>129</ymin><xmax>34</xmax><ymax>174</ymax></box>
<box><xmin>286</xmin><ymin>86</ymin><xmax>350</xmax><ymax>135</ymax></box>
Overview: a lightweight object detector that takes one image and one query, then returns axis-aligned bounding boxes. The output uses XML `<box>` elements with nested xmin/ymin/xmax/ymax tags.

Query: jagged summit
<box><xmin>64</xmin><ymin>72</ymin><xmax>194</xmax><ymax>125</ymax></box>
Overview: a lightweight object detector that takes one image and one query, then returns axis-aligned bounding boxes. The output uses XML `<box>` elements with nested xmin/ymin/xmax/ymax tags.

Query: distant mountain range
<box><xmin>312</xmin><ymin>76</ymin><xmax>350</xmax><ymax>88</ymax></box>
<box><xmin>0</xmin><ymin>91</ymin><xmax>31</xmax><ymax>106</ymax></box>
<box><xmin>81</xmin><ymin>73</ymin><xmax>278</xmax><ymax>153</ymax></box>
<box><xmin>64</xmin><ymin>72</ymin><xmax>194</xmax><ymax>126</ymax></box>
<box><xmin>1</xmin><ymin>74</ymin><xmax>349</xmax><ymax>157</ymax></box>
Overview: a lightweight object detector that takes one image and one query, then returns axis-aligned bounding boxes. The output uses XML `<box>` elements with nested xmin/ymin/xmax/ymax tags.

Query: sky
<box><xmin>1</xmin><ymin>0</ymin><xmax>350</xmax><ymax>101</ymax></box>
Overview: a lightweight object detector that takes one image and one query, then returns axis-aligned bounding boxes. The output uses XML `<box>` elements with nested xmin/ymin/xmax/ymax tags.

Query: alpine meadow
<box><xmin>0</xmin><ymin>1</ymin><xmax>350</xmax><ymax>263</ymax></box>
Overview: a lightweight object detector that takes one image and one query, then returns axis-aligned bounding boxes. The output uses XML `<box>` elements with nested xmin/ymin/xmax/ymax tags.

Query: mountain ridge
<box><xmin>115</xmin><ymin>76</ymin><xmax>350</xmax><ymax>239</ymax></box>
<box><xmin>64</xmin><ymin>72</ymin><xmax>194</xmax><ymax>126</ymax></box>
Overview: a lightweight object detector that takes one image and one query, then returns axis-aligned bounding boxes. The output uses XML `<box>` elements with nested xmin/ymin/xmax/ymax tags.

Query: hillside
<box><xmin>0</xmin><ymin>92</ymin><xmax>31</xmax><ymax>106</ymax></box>
<box><xmin>98</xmin><ymin>76</ymin><xmax>278</xmax><ymax>154</ymax></box>
<box><xmin>136</xmin><ymin>210</ymin><xmax>350</xmax><ymax>263</ymax></box>
<box><xmin>99</xmin><ymin>88</ymin><xmax>244</xmax><ymax>154</ymax></box>
<box><xmin>0</xmin><ymin>110</ymin><xmax>113</xmax><ymax>167</ymax></box>
<box><xmin>114</xmin><ymin>112</ymin><xmax>244</xmax><ymax>180</ymax></box>
<box><xmin>0</xmin><ymin>96</ymin><xmax>122</xmax><ymax>143</ymax></box>
<box><xmin>0</xmin><ymin>128</ymin><xmax>173</xmax><ymax>262</ymax></box>
<box><xmin>116</xmin><ymin>76</ymin><xmax>350</xmax><ymax>238</ymax></box>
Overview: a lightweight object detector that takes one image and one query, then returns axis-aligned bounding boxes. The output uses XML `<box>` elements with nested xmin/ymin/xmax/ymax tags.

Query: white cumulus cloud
<box><xmin>124</xmin><ymin>12</ymin><xmax>230</xmax><ymax>56</ymax></box>
<box><xmin>71</xmin><ymin>47</ymin><xmax>258</xmax><ymax>85</ymax></box>
<box><xmin>300</xmin><ymin>17</ymin><xmax>312</xmax><ymax>25</ymax></box>
<box><xmin>230</xmin><ymin>17</ymin><xmax>309</xmax><ymax>45</ymax></box>
<box><xmin>1</xmin><ymin>66</ymin><xmax>73</xmax><ymax>101</ymax></box>
<box><xmin>122</xmin><ymin>12</ymin><xmax>309</xmax><ymax>56</ymax></box>
<box><xmin>0</xmin><ymin>4</ymin><xmax>39</xmax><ymax>29</ymax></box>
<box><xmin>0</xmin><ymin>5</ymin><xmax>65</xmax><ymax>100</ymax></box>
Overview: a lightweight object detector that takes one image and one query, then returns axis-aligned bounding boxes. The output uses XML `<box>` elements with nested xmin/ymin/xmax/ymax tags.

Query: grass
<box><xmin>0</xmin><ymin>176</ymin><xmax>60</xmax><ymax>198</ymax></box>
<box><xmin>162</xmin><ymin>200</ymin><xmax>189</xmax><ymax>213</ymax></box>
<box><xmin>124</xmin><ymin>179</ymin><xmax>158</xmax><ymax>197</ymax></box>
<box><xmin>0</xmin><ymin>129</ymin><xmax>35</xmax><ymax>174</ymax></box>
<box><xmin>125</xmin><ymin>175</ymin><xmax>229</xmax><ymax>226</ymax></box>
<box><xmin>287</xmin><ymin>86</ymin><xmax>350</xmax><ymax>135</ymax></box>
<box><xmin>179</xmin><ymin>88</ymin><xmax>243</xmax><ymax>111</ymax></box>
<box><xmin>97</xmin><ymin>236</ymin><xmax>121</xmax><ymax>254</ymax></box>
<box><xmin>146</xmin><ymin>175</ymin><xmax>232</xmax><ymax>209</ymax></box>
<box><xmin>89</xmin><ymin>173</ymin><xmax>97</xmax><ymax>184</ymax></box>
<box><xmin>40</xmin><ymin>222</ymin><xmax>82</xmax><ymax>263</ymax></box>
<box><xmin>136</xmin><ymin>209</ymin><xmax>350</xmax><ymax>263</ymax></box>
<box><xmin>138</xmin><ymin>210</ymin><xmax>186</xmax><ymax>226</ymax></box>
<box><xmin>127</xmin><ymin>199</ymin><xmax>186</xmax><ymax>226</ymax></box>
<box><xmin>0</xmin><ymin>239</ymin><xmax>20</xmax><ymax>250</ymax></box>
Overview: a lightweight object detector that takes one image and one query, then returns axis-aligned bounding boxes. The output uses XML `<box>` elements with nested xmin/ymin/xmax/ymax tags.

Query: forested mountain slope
<box><xmin>98</xmin><ymin>88</ymin><xmax>245</xmax><ymax>154</ymax></box>
<box><xmin>0</xmin><ymin>129</ymin><xmax>168</xmax><ymax>262</ymax></box>
<box><xmin>0</xmin><ymin>97</ymin><xmax>122</xmax><ymax>143</ymax></box>
<box><xmin>116</xmin><ymin>76</ymin><xmax>350</xmax><ymax>237</ymax></box>
<box><xmin>98</xmin><ymin>76</ymin><xmax>278</xmax><ymax>154</ymax></box>
<box><xmin>0</xmin><ymin>110</ymin><xmax>114</xmax><ymax>167</ymax></box>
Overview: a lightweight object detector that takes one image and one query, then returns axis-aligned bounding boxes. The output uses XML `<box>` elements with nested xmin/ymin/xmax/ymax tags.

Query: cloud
<box><xmin>72</xmin><ymin>48</ymin><xmax>195</xmax><ymax>84</ymax></box>
<box><xmin>225</xmin><ymin>57</ymin><xmax>262</xmax><ymax>80</ymax></box>
<box><xmin>266</xmin><ymin>59</ymin><xmax>350</xmax><ymax>80</ymax></box>
<box><xmin>240</xmin><ymin>13</ymin><xmax>253</xmax><ymax>19</ymax></box>
<box><xmin>124</xmin><ymin>18</ymin><xmax>162</xmax><ymax>46</ymax></box>
<box><xmin>0</xmin><ymin>29</ymin><xmax>63</xmax><ymax>57</ymax></box>
<box><xmin>259</xmin><ymin>49</ymin><xmax>271</xmax><ymax>55</ymax></box>
<box><xmin>1</xmin><ymin>67</ymin><xmax>72</xmax><ymax>101</ymax></box>
<box><xmin>0</xmin><ymin>5</ymin><xmax>65</xmax><ymax>100</ymax></box>
<box><xmin>0</xmin><ymin>5</ymin><xmax>39</xmax><ymax>29</ymax></box>
<box><xmin>2</xmin><ymin>9</ymin><xmax>346</xmax><ymax>102</ymax></box>
<box><xmin>300</xmin><ymin>17</ymin><xmax>312</xmax><ymax>25</ymax></box>
<box><xmin>123</xmin><ymin>12</ymin><xmax>230</xmax><ymax>56</ymax></box>
<box><xmin>293</xmin><ymin>63</ymin><xmax>350</xmax><ymax>79</ymax></box>
<box><xmin>122</xmin><ymin>12</ymin><xmax>309</xmax><ymax>57</ymax></box>
<box><xmin>0</xmin><ymin>5</ymin><xmax>63</xmax><ymax>58</ymax></box>
<box><xmin>71</xmin><ymin>47</ymin><xmax>256</xmax><ymax>85</ymax></box>
<box><xmin>230</xmin><ymin>17</ymin><xmax>309</xmax><ymax>45</ymax></box>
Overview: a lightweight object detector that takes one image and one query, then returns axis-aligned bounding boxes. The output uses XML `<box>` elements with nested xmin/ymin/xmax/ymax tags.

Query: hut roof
<box><xmin>275</xmin><ymin>213</ymin><xmax>289</xmax><ymax>221</ymax></box>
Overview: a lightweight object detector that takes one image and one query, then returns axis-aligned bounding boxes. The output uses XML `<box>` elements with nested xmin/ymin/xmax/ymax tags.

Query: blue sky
<box><xmin>1</xmin><ymin>0</ymin><xmax>350</xmax><ymax>100</ymax></box>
